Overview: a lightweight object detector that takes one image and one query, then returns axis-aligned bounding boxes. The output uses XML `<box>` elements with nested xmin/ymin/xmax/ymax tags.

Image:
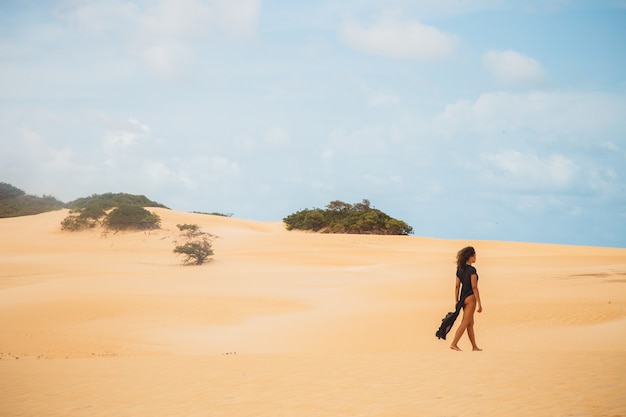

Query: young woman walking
<box><xmin>450</xmin><ymin>246</ymin><xmax>483</xmax><ymax>351</ymax></box>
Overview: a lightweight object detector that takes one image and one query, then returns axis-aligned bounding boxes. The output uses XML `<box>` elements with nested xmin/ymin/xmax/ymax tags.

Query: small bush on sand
<box><xmin>174</xmin><ymin>237</ymin><xmax>214</xmax><ymax>265</ymax></box>
<box><xmin>177</xmin><ymin>223</ymin><xmax>201</xmax><ymax>238</ymax></box>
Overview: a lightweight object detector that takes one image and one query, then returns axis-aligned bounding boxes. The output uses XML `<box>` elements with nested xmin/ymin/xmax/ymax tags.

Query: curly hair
<box><xmin>456</xmin><ymin>246</ymin><xmax>476</xmax><ymax>271</ymax></box>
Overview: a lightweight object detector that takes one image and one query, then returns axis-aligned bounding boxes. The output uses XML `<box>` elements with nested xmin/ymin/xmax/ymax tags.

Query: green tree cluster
<box><xmin>61</xmin><ymin>193</ymin><xmax>165</xmax><ymax>232</ymax></box>
<box><xmin>61</xmin><ymin>205</ymin><xmax>161</xmax><ymax>231</ymax></box>
<box><xmin>60</xmin><ymin>206</ymin><xmax>106</xmax><ymax>231</ymax></box>
<box><xmin>66</xmin><ymin>192</ymin><xmax>168</xmax><ymax>211</ymax></box>
<box><xmin>0</xmin><ymin>183</ymin><xmax>65</xmax><ymax>218</ymax></box>
<box><xmin>283</xmin><ymin>199</ymin><xmax>413</xmax><ymax>235</ymax></box>
<box><xmin>103</xmin><ymin>206</ymin><xmax>161</xmax><ymax>231</ymax></box>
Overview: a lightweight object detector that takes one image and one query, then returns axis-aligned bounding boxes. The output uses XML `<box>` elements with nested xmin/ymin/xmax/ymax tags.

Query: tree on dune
<box><xmin>173</xmin><ymin>237</ymin><xmax>214</xmax><ymax>265</ymax></box>
<box><xmin>283</xmin><ymin>199</ymin><xmax>413</xmax><ymax>235</ymax></box>
<box><xmin>103</xmin><ymin>205</ymin><xmax>161</xmax><ymax>231</ymax></box>
<box><xmin>173</xmin><ymin>223</ymin><xmax>216</xmax><ymax>265</ymax></box>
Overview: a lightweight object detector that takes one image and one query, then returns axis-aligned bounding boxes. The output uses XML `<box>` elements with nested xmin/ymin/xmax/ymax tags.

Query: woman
<box><xmin>450</xmin><ymin>246</ymin><xmax>483</xmax><ymax>351</ymax></box>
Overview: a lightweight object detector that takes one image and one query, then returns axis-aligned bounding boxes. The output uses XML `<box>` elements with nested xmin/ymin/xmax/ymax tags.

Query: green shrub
<box><xmin>174</xmin><ymin>237</ymin><xmax>214</xmax><ymax>265</ymax></box>
<box><xmin>192</xmin><ymin>211</ymin><xmax>233</xmax><ymax>217</ymax></box>
<box><xmin>60</xmin><ymin>206</ymin><xmax>108</xmax><ymax>231</ymax></box>
<box><xmin>177</xmin><ymin>223</ymin><xmax>202</xmax><ymax>238</ymax></box>
<box><xmin>177</xmin><ymin>223</ymin><xmax>199</xmax><ymax>232</ymax></box>
<box><xmin>103</xmin><ymin>205</ymin><xmax>161</xmax><ymax>231</ymax></box>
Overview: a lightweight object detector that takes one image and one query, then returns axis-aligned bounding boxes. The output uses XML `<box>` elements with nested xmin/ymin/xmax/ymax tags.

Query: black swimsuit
<box><xmin>457</xmin><ymin>265</ymin><xmax>478</xmax><ymax>302</ymax></box>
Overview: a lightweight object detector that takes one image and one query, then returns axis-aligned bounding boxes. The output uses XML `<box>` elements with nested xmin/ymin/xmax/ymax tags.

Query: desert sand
<box><xmin>1</xmin><ymin>208</ymin><xmax>625</xmax><ymax>416</ymax></box>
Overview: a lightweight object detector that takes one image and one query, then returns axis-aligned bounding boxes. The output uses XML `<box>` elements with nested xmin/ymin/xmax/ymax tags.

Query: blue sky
<box><xmin>1</xmin><ymin>0</ymin><xmax>625</xmax><ymax>247</ymax></box>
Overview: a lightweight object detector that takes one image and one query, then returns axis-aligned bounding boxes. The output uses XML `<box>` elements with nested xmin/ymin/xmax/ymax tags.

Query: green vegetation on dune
<box><xmin>61</xmin><ymin>192</ymin><xmax>167</xmax><ymax>232</ymax></box>
<box><xmin>1</xmin><ymin>183</ymin><xmax>169</xmax><ymax>222</ymax></box>
<box><xmin>2</xmin><ymin>183</ymin><xmax>413</xmax><ymax>238</ymax></box>
<box><xmin>61</xmin><ymin>196</ymin><xmax>165</xmax><ymax>232</ymax></box>
<box><xmin>283</xmin><ymin>199</ymin><xmax>413</xmax><ymax>236</ymax></box>
<box><xmin>0</xmin><ymin>183</ymin><xmax>166</xmax><ymax>232</ymax></box>
<box><xmin>1</xmin><ymin>183</ymin><xmax>414</xmax><ymax>266</ymax></box>
<box><xmin>66</xmin><ymin>192</ymin><xmax>168</xmax><ymax>211</ymax></box>
<box><xmin>0</xmin><ymin>183</ymin><xmax>65</xmax><ymax>218</ymax></box>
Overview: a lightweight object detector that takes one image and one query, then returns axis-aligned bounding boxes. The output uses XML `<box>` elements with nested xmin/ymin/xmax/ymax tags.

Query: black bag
<box><xmin>435</xmin><ymin>298</ymin><xmax>465</xmax><ymax>340</ymax></box>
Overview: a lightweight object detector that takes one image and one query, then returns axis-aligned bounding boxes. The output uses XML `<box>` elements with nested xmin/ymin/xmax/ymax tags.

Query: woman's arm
<box><xmin>471</xmin><ymin>273</ymin><xmax>482</xmax><ymax>312</ymax></box>
<box><xmin>454</xmin><ymin>277</ymin><xmax>460</xmax><ymax>304</ymax></box>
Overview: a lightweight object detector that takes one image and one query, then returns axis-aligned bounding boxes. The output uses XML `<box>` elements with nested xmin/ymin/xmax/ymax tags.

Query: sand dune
<box><xmin>1</xmin><ymin>208</ymin><xmax>625</xmax><ymax>416</ymax></box>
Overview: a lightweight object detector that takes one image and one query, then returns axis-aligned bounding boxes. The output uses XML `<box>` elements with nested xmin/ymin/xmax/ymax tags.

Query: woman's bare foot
<box><xmin>450</xmin><ymin>345</ymin><xmax>462</xmax><ymax>351</ymax></box>
<box><xmin>472</xmin><ymin>347</ymin><xmax>483</xmax><ymax>351</ymax></box>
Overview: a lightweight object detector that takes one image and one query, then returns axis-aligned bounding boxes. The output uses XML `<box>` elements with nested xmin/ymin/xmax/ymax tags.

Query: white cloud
<box><xmin>58</xmin><ymin>0</ymin><xmax>260</xmax><ymax>39</ymax></box>
<box><xmin>214</xmin><ymin>0</ymin><xmax>261</xmax><ymax>38</ymax></box>
<box><xmin>405</xmin><ymin>0</ymin><xmax>501</xmax><ymax>18</ymax></box>
<box><xmin>102</xmin><ymin>117</ymin><xmax>151</xmax><ymax>154</ymax></box>
<box><xmin>142</xmin><ymin>159</ymin><xmax>196</xmax><ymax>189</ymax></box>
<box><xmin>601</xmin><ymin>141</ymin><xmax>619</xmax><ymax>152</ymax></box>
<box><xmin>433</xmin><ymin>91</ymin><xmax>626</xmax><ymax>138</ymax></box>
<box><xmin>103</xmin><ymin>130</ymin><xmax>142</xmax><ymax>154</ymax></box>
<box><xmin>340</xmin><ymin>15</ymin><xmax>457</xmax><ymax>60</ymax></box>
<box><xmin>19</xmin><ymin>127</ymin><xmax>45</xmax><ymax>154</ymax></box>
<box><xmin>330</xmin><ymin>0</ymin><xmax>501</xmax><ymax>23</ymax></box>
<box><xmin>136</xmin><ymin>0</ymin><xmax>260</xmax><ymax>77</ymax></box>
<box><xmin>56</xmin><ymin>0</ymin><xmax>138</xmax><ymax>35</ymax></box>
<box><xmin>139</xmin><ymin>0</ymin><xmax>212</xmax><ymax>39</ymax></box>
<box><xmin>207</xmin><ymin>155</ymin><xmax>240</xmax><ymax>176</ymax></box>
<box><xmin>135</xmin><ymin>154</ymin><xmax>240</xmax><ymax>192</ymax></box>
<box><xmin>43</xmin><ymin>147</ymin><xmax>75</xmax><ymax>172</ymax></box>
<box><xmin>56</xmin><ymin>0</ymin><xmax>261</xmax><ymax>78</ymax></box>
<box><xmin>368</xmin><ymin>92</ymin><xmax>400</xmax><ymax>107</ymax></box>
<box><xmin>129</xmin><ymin>117</ymin><xmax>151</xmax><ymax>133</ymax></box>
<box><xmin>141</xmin><ymin>41</ymin><xmax>194</xmax><ymax>79</ymax></box>
<box><xmin>483</xmin><ymin>49</ymin><xmax>545</xmax><ymax>84</ymax></box>
<box><xmin>233</xmin><ymin>135</ymin><xmax>255</xmax><ymax>153</ymax></box>
<box><xmin>0</xmin><ymin>126</ymin><xmax>95</xmax><ymax>191</ymax></box>
<box><xmin>265</xmin><ymin>127</ymin><xmax>291</xmax><ymax>146</ymax></box>
<box><xmin>328</xmin><ymin>125</ymin><xmax>394</xmax><ymax>154</ymax></box>
<box><xmin>141</xmin><ymin>0</ymin><xmax>261</xmax><ymax>39</ymax></box>
<box><xmin>481</xmin><ymin>149</ymin><xmax>578</xmax><ymax>191</ymax></box>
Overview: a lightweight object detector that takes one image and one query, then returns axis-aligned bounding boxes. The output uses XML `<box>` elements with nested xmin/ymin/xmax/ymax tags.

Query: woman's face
<box><xmin>469</xmin><ymin>253</ymin><xmax>477</xmax><ymax>263</ymax></box>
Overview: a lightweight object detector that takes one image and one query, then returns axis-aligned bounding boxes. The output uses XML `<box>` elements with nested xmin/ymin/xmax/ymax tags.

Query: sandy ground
<box><xmin>1</xmin><ymin>208</ymin><xmax>625</xmax><ymax>416</ymax></box>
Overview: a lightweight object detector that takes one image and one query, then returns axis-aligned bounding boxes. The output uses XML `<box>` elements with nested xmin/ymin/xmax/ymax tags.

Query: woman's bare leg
<box><xmin>467</xmin><ymin>321</ymin><xmax>482</xmax><ymax>351</ymax></box>
<box><xmin>450</xmin><ymin>296</ymin><xmax>476</xmax><ymax>351</ymax></box>
<box><xmin>450</xmin><ymin>319</ymin><xmax>466</xmax><ymax>350</ymax></box>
